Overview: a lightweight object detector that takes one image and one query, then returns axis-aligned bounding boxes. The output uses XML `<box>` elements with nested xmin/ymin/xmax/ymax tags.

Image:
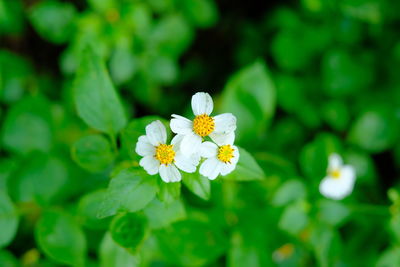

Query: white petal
<box><xmin>213</xmin><ymin>113</ymin><xmax>236</xmax><ymax>133</ymax></box>
<box><xmin>341</xmin><ymin>165</ymin><xmax>356</xmax><ymax>182</ymax></box>
<box><xmin>220</xmin><ymin>163</ymin><xmax>236</xmax><ymax>176</ymax></box>
<box><xmin>174</xmin><ymin>152</ymin><xmax>198</xmax><ymax>173</ymax></box>
<box><xmin>146</xmin><ymin>120</ymin><xmax>167</xmax><ymax>146</ymax></box>
<box><xmin>171</xmin><ymin>134</ymin><xmax>184</xmax><ymax>152</ymax></box>
<box><xmin>328</xmin><ymin>153</ymin><xmax>342</xmax><ymax>170</ymax></box>
<box><xmin>209</xmin><ymin>131</ymin><xmax>235</xmax><ymax>146</ymax></box>
<box><xmin>199</xmin><ymin>141</ymin><xmax>218</xmax><ymax>158</ymax></box>
<box><xmin>135</xmin><ymin>135</ymin><xmax>155</xmax><ymax>156</ymax></box>
<box><xmin>319</xmin><ymin>175</ymin><xmax>354</xmax><ymax>200</ymax></box>
<box><xmin>170</xmin><ymin>114</ymin><xmax>193</xmax><ymax>135</ymax></box>
<box><xmin>159</xmin><ymin>164</ymin><xmax>181</xmax><ymax>183</ymax></box>
<box><xmin>180</xmin><ymin>132</ymin><xmax>202</xmax><ymax>156</ymax></box>
<box><xmin>139</xmin><ymin>156</ymin><xmax>159</xmax><ymax>175</ymax></box>
<box><xmin>231</xmin><ymin>145</ymin><xmax>240</xmax><ymax>165</ymax></box>
<box><xmin>191</xmin><ymin>92</ymin><xmax>213</xmax><ymax>116</ymax></box>
<box><xmin>200</xmin><ymin>157</ymin><xmax>222</xmax><ymax>180</ymax></box>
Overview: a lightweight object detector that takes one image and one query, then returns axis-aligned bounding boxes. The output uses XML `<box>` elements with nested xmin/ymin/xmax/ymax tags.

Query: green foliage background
<box><xmin>1</xmin><ymin>0</ymin><xmax>400</xmax><ymax>266</ymax></box>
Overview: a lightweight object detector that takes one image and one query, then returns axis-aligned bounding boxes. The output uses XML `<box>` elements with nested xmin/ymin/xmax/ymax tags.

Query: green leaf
<box><xmin>110</xmin><ymin>46</ymin><xmax>137</xmax><ymax>85</ymax></box>
<box><xmin>0</xmin><ymin>159</ymin><xmax>17</xmax><ymax>193</ymax></box>
<box><xmin>29</xmin><ymin>0</ymin><xmax>76</xmax><ymax>44</ymax></box>
<box><xmin>272</xmin><ymin>179</ymin><xmax>306</xmax><ymax>207</ymax></box>
<box><xmin>156</xmin><ymin>220</ymin><xmax>228</xmax><ymax>266</ymax></box>
<box><xmin>71</xmin><ymin>134</ymin><xmax>115</xmax><ymax>172</ymax></box>
<box><xmin>1</xmin><ymin>96</ymin><xmax>52</xmax><ymax>155</ymax></box>
<box><xmin>278</xmin><ymin>201</ymin><xmax>308</xmax><ymax>235</ymax></box>
<box><xmin>0</xmin><ymin>0</ymin><xmax>24</xmax><ymax>35</ymax></box>
<box><xmin>98</xmin><ymin>168</ymin><xmax>157</xmax><ymax>218</ymax></box>
<box><xmin>0</xmin><ymin>250</ymin><xmax>18</xmax><ymax>267</ymax></box>
<box><xmin>348</xmin><ymin>106</ymin><xmax>399</xmax><ymax>153</ymax></box>
<box><xmin>9</xmin><ymin>153</ymin><xmax>67</xmax><ymax>205</ymax></box>
<box><xmin>376</xmin><ymin>246</ymin><xmax>400</xmax><ymax>267</ymax></box>
<box><xmin>317</xmin><ymin>200</ymin><xmax>350</xmax><ymax>226</ymax></box>
<box><xmin>182</xmin><ymin>172</ymin><xmax>210</xmax><ymax>200</ymax></box>
<box><xmin>223</xmin><ymin>147</ymin><xmax>265</xmax><ymax>181</ymax></box>
<box><xmin>181</xmin><ymin>0</ymin><xmax>218</xmax><ymax>28</ymax></box>
<box><xmin>0</xmin><ymin>192</ymin><xmax>19</xmax><ymax>248</ymax></box>
<box><xmin>309</xmin><ymin>224</ymin><xmax>342</xmax><ymax>267</ymax></box>
<box><xmin>77</xmin><ymin>190</ymin><xmax>110</xmax><ymax>230</ymax></box>
<box><xmin>110</xmin><ymin>212</ymin><xmax>146</xmax><ymax>250</ymax></box>
<box><xmin>220</xmin><ymin>61</ymin><xmax>276</xmax><ymax>145</ymax></box>
<box><xmin>73</xmin><ymin>46</ymin><xmax>127</xmax><ymax>136</ymax></box>
<box><xmin>35</xmin><ymin>210</ymin><xmax>86</xmax><ymax>266</ymax></box>
<box><xmin>100</xmin><ymin>232</ymin><xmax>139</xmax><ymax>267</ymax></box>
<box><xmin>157</xmin><ymin>181</ymin><xmax>180</xmax><ymax>204</ymax></box>
<box><xmin>144</xmin><ymin>198</ymin><xmax>186</xmax><ymax>229</ymax></box>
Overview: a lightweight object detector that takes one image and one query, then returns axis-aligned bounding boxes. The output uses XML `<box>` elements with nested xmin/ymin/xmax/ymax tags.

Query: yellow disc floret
<box><xmin>217</xmin><ymin>145</ymin><xmax>235</xmax><ymax>164</ymax></box>
<box><xmin>330</xmin><ymin>169</ymin><xmax>341</xmax><ymax>179</ymax></box>
<box><xmin>193</xmin><ymin>114</ymin><xmax>215</xmax><ymax>137</ymax></box>
<box><xmin>155</xmin><ymin>144</ymin><xmax>175</xmax><ymax>165</ymax></box>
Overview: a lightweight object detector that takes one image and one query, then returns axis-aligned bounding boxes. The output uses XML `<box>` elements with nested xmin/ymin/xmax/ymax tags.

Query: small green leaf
<box><xmin>1</xmin><ymin>96</ymin><xmax>52</xmax><ymax>155</ymax></box>
<box><xmin>272</xmin><ymin>179</ymin><xmax>306</xmax><ymax>207</ymax></box>
<box><xmin>0</xmin><ymin>192</ymin><xmax>19</xmax><ymax>248</ymax></box>
<box><xmin>0</xmin><ymin>250</ymin><xmax>18</xmax><ymax>267</ymax></box>
<box><xmin>157</xmin><ymin>181</ymin><xmax>180</xmax><ymax>204</ymax></box>
<box><xmin>98</xmin><ymin>168</ymin><xmax>157</xmax><ymax>218</ymax></box>
<box><xmin>182</xmin><ymin>172</ymin><xmax>210</xmax><ymax>200</ymax></box>
<box><xmin>317</xmin><ymin>199</ymin><xmax>350</xmax><ymax>226</ymax></box>
<box><xmin>71</xmin><ymin>134</ymin><xmax>115</xmax><ymax>172</ymax></box>
<box><xmin>35</xmin><ymin>210</ymin><xmax>86</xmax><ymax>266</ymax></box>
<box><xmin>278</xmin><ymin>201</ymin><xmax>308</xmax><ymax>235</ymax></box>
<box><xmin>77</xmin><ymin>190</ymin><xmax>110</xmax><ymax>230</ymax></box>
<box><xmin>29</xmin><ymin>0</ymin><xmax>76</xmax><ymax>44</ymax></box>
<box><xmin>144</xmin><ymin>198</ymin><xmax>186</xmax><ymax>229</ymax></box>
<box><xmin>110</xmin><ymin>212</ymin><xmax>146</xmax><ymax>251</ymax></box>
<box><xmin>100</xmin><ymin>232</ymin><xmax>139</xmax><ymax>267</ymax></box>
<box><xmin>348</xmin><ymin>107</ymin><xmax>399</xmax><ymax>153</ymax></box>
<box><xmin>220</xmin><ymin>61</ymin><xmax>276</xmax><ymax>145</ymax></box>
<box><xmin>224</xmin><ymin>147</ymin><xmax>265</xmax><ymax>181</ymax></box>
<box><xmin>73</xmin><ymin>46</ymin><xmax>127</xmax><ymax>136</ymax></box>
<box><xmin>181</xmin><ymin>0</ymin><xmax>218</xmax><ymax>28</ymax></box>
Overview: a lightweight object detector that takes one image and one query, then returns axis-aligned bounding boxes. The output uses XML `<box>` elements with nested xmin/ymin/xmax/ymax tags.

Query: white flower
<box><xmin>319</xmin><ymin>153</ymin><xmax>356</xmax><ymax>200</ymax></box>
<box><xmin>198</xmin><ymin>137</ymin><xmax>240</xmax><ymax>180</ymax></box>
<box><xmin>135</xmin><ymin>120</ymin><xmax>199</xmax><ymax>183</ymax></box>
<box><xmin>170</xmin><ymin>92</ymin><xmax>237</xmax><ymax>156</ymax></box>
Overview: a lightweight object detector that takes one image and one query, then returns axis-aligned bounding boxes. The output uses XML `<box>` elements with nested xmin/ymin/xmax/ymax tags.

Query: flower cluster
<box><xmin>135</xmin><ymin>92</ymin><xmax>239</xmax><ymax>183</ymax></box>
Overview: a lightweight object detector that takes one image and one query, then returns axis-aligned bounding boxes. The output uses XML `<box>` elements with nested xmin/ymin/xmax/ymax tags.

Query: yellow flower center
<box><xmin>330</xmin><ymin>169</ymin><xmax>341</xmax><ymax>179</ymax></box>
<box><xmin>193</xmin><ymin>114</ymin><xmax>215</xmax><ymax>137</ymax></box>
<box><xmin>155</xmin><ymin>144</ymin><xmax>175</xmax><ymax>165</ymax></box>
<box><xmin>217</xmin><ymin>145</ymin><xmax>235</xmax><ymax>163</ymax></box>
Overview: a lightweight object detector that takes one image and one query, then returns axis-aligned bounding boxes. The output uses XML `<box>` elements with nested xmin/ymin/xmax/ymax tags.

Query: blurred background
<box><xmin>1</xmin><ymin>0</ymin><xmax>400</xmax><ymax>266</ymax></box>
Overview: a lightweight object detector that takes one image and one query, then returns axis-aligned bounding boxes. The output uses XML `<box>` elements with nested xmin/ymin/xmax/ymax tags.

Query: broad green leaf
<box><xmin>9</xmin><ymin>153</ymin><xmax>67</xmax><ymax>205</ymax></box>
<box><xmin>182</xmin><ymin>172</ymin><xmax>210</xmax><ymax>200</ymax></box>
<box><xmin>224</xmin><ymin>147</ymin><xmax>265</xmax><ymax>181</ymax></box>
<box><xmin>29</xmin><ymin>0</ymin><xmax>76</xmax><ymax>44</ymax></box>
<box><xmin>100</xmin><ymin>232</ymin><xmax>139</xmax><ymax>267</ymax></box>
<box><xmin>144</xmin><ymin>198</ymin><xmax>186</xmax><ymax>229</ymax></box>
<box><xmin>1</xmin><ymin>96</ymin><xmax>52</xmax><ymax>155</ymax></box>
<box><xmin>98</xmin><ymin>168</ymin><xmax>157</xmax><ymax>218</ymax></box>
<box><xmin>73</xmin><ymin>46</ymin><xmax>127</xmax><ymax>136</ymax></box>
<box><xmin>71</xmin><ymin>134</ymin><xmax>115</xmax><ymax>172</ymax></box>
<box><xmin>35</xmin><ymin>210</ymin><xmax>86</xmax><ymax>266</ymax></box>
<box><xmin>77</xmin><ymin>190</ymin><xmax>110</xmax><ymax>230</ymax></box>
<box><xmin>348</xmin><ymin>107</ymin><xmax>399</xmax><ymax>153</ymax></box>
<box><xmin>156</xmin><ymin>220</ymin><xmax>228</xmax><ymax>266</ymax></box>
<box><xmin>110</xmin><ymin>212</ymin><xmax>146</xmax><ymax>250</ymax></box>
<box><xmin>272</xmin><ymin>180</ymin><xmax>306</xmax><ymax>207</ymax></box>
<box><xmin>110</xmin><ymin>46</ymin><xmax>137</xmax><ymax>85</ymax></box>
<box><xmin>220</xmin><ymin>61</ymin><xmax>276</xmax><ymax>145</ymax></box>
<box><xmin>0</xmin><ymin>192</ymin><xmax>19</xmax><ymax>248</ymax></box>
<box><xmin>278</xmin><ymin>201</ymin><xmax>309</xmax><ymax>235</ymax></box>
<box><xmin>317</xmin><ymin>200</ymin><xmax>350</xmax><ymax>226</ymax></box>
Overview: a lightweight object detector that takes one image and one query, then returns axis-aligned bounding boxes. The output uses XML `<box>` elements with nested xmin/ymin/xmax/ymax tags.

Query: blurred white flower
<box><xmin>198</xmin><ymin>138</ymin><xmax>240</xmax><ymax>180</ymax></box>
<box><xmin>170</xmin><ymin>92</ymin><xmax>236</xmax><ymax>156</ymax></box>
<box><xmin>135</xmin><ymin>120</ymin><xmax>199</xmax><ymax>183</ymax></box>
<box><xmin>319</xmin><ymin>153</ymin><xmax>356</xmax><ymax>200</ymax></box>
